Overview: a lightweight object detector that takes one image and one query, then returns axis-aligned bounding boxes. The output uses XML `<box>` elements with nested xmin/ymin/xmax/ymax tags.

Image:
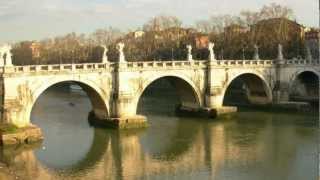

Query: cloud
<box><xmin>0</xmin><ymin>0</ymin><xmax>317</xmax><ymax>43</ymax></box>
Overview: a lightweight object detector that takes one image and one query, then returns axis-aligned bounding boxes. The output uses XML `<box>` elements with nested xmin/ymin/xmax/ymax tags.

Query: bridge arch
<box><xmin>289</xmin><ymin>69</ymin><xmax>319</xmax><ymax>102</ymax></box>
<box><xmin>289</xmin><ymin>69</ymin><xmax>320</xmax><ymax>86</ymax></box>
<box><xmin>222</xmin><ymin>72</ymin><xmax>273</xmax><ymax>105</ymax></box>
<box><xmin>28</xmin><ymin>77</ymin><xmax>109</xmax><ymax>125</ymax></box>
<box><xmin>134</xmin><ymin>74</ymin><xmax>202</xmax><ymax>114</ymax></box>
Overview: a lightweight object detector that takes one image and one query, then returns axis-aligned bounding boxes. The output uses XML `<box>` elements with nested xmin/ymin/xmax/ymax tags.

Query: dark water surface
<box><xmin>3</xmin><ymin>86</ymin><xmax>318</xmax><ymax>180</ymax></box>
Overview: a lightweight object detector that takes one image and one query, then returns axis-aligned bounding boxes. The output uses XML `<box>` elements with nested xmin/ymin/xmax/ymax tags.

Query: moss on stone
<box><xmin>0</xmin><ymin>124</ymin><xmax>19</xmax><ymax>134</ymax></box>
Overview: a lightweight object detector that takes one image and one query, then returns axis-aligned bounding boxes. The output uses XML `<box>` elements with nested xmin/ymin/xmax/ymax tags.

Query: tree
<box><xmin>143</xmin><ymin>15</ymin><xmax>182</xmax><ymax>31</ymax></box>
<box><xmin>90</xmin><ymin>27</ymin><xmax>123</xmax><ymax>46</ymax></box>
<box><xmin>240</xmin><ymin>10</ymin><xmax>261</xmax><ymax>27</ymax></box>
<box><xmin>12</xmin><ymin>41</ymin><xmax>33</xmax><ymax>65</ymax></box>
<box><xmin>259</xmin><ymin>3</ymin><xmax>294</xmax><ymax>20</ymax></box>
<box><xmin>195</xmin><ymin>20</ymin><xmax>213</xmax><ymax>33</ymax></box>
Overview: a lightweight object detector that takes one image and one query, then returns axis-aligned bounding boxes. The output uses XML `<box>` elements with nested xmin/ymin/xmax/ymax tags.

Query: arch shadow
<box><xmin>135</xmin><ymin>75</ymin><xmax>202</xmax><ymax>115</ymax></box>
<box><xmin>289</xmin><ymin>70</ymin><xmax>319</xmax><ymax>104</ymax></box>
<box><xmin>222</xmin><ymin>73</ymin><xmax>273</xmax><ymax>106</ymax></box>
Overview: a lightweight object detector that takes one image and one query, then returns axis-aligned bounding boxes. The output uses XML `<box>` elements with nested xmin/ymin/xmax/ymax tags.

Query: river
<box><xmin>0</xmin><ymin>84</ymin><xmax>318</xmax><ymax>180</ymax></box>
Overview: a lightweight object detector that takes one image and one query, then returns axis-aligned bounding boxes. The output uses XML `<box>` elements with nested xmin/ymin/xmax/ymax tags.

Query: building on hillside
<box><xmin>251</xmin><ymin>18</ymin><xmax>305</xmax><ymax>39</ymax></box>
<box><xmin>305</xmin><ymin>28</ymin><xmax>320</xmax><ymax>59</ymax></box>
<box><xmin>160</xmin><ymin>27</ymin><xmax>196</xmax><ymax>41</ymax></box>
<box><xmin>134</xmin><ymin>31</ymin><xmax>145</xmax><ymax>38</ymax></box>
<box><xmin>250</xmin><ymin>18</ymin><xmax>305</xmax><ymax>58</ymax></box>
<box><xmin>194</xmin><ymin>34</ymin><xmax>209</xmax><ymax>49</ymax></box>
<box><xmin>224</xmin><ymin>24</ymin><xmax>249</xmax><ymax>35</ymax></box>
<box><xmin>124</xmin><ymin>30</ymin><xmax>145</xmax><ymax>40</ymax></box>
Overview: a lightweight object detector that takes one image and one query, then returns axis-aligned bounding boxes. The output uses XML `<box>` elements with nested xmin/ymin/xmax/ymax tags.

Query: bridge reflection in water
<box><xmin>0</xmin><ymin>84</ymin><xmax>317</xmax><ymax>180</ymax></box>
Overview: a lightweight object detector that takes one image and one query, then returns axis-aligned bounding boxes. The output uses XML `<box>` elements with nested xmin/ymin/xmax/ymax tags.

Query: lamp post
<box><xmin>242</xmin><ymin>47</ymin><xmax>245</xmax><ymax>60</ymax></box>
<box><xmin>171</xmin><ymin>47</ymin><xmax>174</xmax><ymax>61</ymax></box>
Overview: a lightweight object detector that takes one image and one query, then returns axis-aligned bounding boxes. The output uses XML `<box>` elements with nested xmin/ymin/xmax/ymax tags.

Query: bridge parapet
<box><xmin>0</xmin><ymin>62</ymin><xmax>113</xmax><ymax>74</ymax></box>
<box><xmin>123</xmin><ymin>59</ymin><xmax>286</xmax><ymax>70</ymax></box>
<box><xmin>215</xmin><ymin>60</ymin><xmax>276</xmax><ymax>66</ymax></box>
<box><xmin>125</xmin><ymin>60</ymin><xmax>207</xmax><ymax>70</ymax></box>
<box><xmin>285</xmin><ymin>59</ymin><xmax>320</xmax><ymax>65</ymax></box>
<box><xmin>0</xmin><ymin>58</ymin><xmax>317</xmax><ymax>75</ymax></box>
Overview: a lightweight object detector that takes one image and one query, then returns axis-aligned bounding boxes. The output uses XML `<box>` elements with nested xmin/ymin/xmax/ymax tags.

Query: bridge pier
<box><xmin>273</xmin><ymin>80</ymin><xmax>290</xmax><ymax>103</ymax></box>
<box><xmin>204</xmin><ymin>87</ymin><xmax>238</xmax><ymax>117</ymax></box>
<box><xmin>1</xmin><ymin>101</ymin><xmax>43</xmax><ymax>146</ymax></box>
<box><xmin>88</xmin><ymin>92</ymin><xmax>147</xmax><ymax>129</ymax></box>
<box><xmin>205</xmin><ymin>61</ymin><xmax>238</xmax><ymax>117</ymax></box>
<box><xmin>273</xmin><ymin>89</ymin><xmax>289</xmax><ymax>103</ymax></box>
<box><xmin>102</xmin><ymin>93</ymin><xmax>147</xmax><ymax>129</ymax></box>
<box><xmin>89</xmin><ymin>62</ymin><xmax>148</xmax><ymax>129</ymax></box>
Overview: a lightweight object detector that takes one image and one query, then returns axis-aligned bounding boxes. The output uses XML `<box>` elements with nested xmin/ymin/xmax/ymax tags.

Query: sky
<box><xmin>0</xmin><ymin>0</ymin><xmax>318</xmax><ymax>43</ymax></box>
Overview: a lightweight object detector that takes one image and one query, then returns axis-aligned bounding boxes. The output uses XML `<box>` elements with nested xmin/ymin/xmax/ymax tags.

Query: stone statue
<box><xmin>277</xmin><ymin>44</ymin><xmax>284</xmax><ymax>60</ymax></box>
<box><xmin>187</xmin><ymin>45</ymin><xmax>193</xmax><ymax>61</ymax></box>
<box><xmin>117</xmin><ymin>42</ymin><xmax>126</xmax><ymax>63</ymax></box>
<box><xmin>208</xmin><ymin>42</ymin><xmax>216</xmax><ymax>61</ymax></box>
<box><xmin>0</xmin><ymin>49</ymin><xmax>3</xmax><ymax>66</ymax></box>
<box><xmin>0</xmin><ymin>44</ymin><xmax>13</xmax><ymax>66</ymax></box>
<box><xmin>306</xmin><ymin>46</ymin><xmax>312</xmax><ymax>61</ymax></box>
<box><xmin>253</xmin><ymin>44</ymin><xmax>260</xmax><ymax>60</ymax></box>
<box><xmin>101</xmin><ymin>45</ymin><xmax>108</xmax><ymax>63</ymax></box>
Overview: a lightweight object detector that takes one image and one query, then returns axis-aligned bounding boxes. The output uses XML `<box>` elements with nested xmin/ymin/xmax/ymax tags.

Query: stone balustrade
<box><xmin>285</xmin><ymin>59</ymin><xmax>320</xmax><ymax>65</ymax></box>
<box><xmin>215</xmin><ymin>60</ymin><xmax>276</xmax><ymax>66</ymax></box>
<box><xmin>0</xmin><ymin>58</ymin><xmax>318</xmax><ymax>74</ymax></box>
<box><xmin>0</xmin><ymin>63</ymin><xmax>113</xmax><ymax>74</ymax></box>
<box><xmin>125</xmin><ymin>60</ymin><xmax>207</xmax><ymax>69</ymax></box>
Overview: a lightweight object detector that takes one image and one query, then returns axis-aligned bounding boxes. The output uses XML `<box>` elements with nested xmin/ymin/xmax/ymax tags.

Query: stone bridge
<box><xmin>0</xmin><ymin>43</ymin><xmax>319</xmax><ymax>144</ymax></box>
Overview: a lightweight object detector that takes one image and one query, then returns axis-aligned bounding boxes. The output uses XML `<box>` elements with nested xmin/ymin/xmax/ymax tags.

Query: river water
<box><xmin>1</xmin><ymin>85</ymin><xmax>318</xmax><ymax>180</ymax></box>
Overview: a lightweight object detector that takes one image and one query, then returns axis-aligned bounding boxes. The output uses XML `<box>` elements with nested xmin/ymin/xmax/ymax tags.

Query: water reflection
<box><xmin>31</xmin><ymin>86</ymin><xmax>95</xmax><ymax>170</ymax></box>
<box><xmin>0</xmin><ymin>86</ymin><xmax>317</xmax><ymax>180</ymax></box>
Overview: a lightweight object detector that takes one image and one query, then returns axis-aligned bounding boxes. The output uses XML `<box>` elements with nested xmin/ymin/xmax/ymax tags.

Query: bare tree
<box><xmin>259</xmin><ymin>3</ymin><xmax>294</xmax><ymax>20</ymax></box>
<box><xmin>195</xmin><ymin>20</ymin><xmax>213</xmax><ymax>33</ymax></box>
<box><xmin>90</xmin><ymin>27</ymin><xmax>123</xmax><ymax>46</ymax></box>
<box><xmin>143</xmin><ymin>15</ymin><xmax>183</xmax><ymax>31</ymax></box>
<box><xmin>240</xmin><ymin>10</ymin><xmax>261</xmax><ymax>27</ymax></box>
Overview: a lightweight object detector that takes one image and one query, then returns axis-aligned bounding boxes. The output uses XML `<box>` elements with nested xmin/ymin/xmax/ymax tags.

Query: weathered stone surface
<box><xmin>91</xmin><ymin>116</ymin><xmax>148</xmax><ymax>129</ymax></box>
<box><xmin>89</xmin><ymin>111</ymin><xmax>147</xmax><ymax>129</ymax></box>
<box><xmin>176</xmin><ymin>105</ymin><xmax>237</xmax><ymax>118</ymax></box>
<box><xmin>0</xmin><ymin>126</ymin><xmax>43</xmax><ymax>146</ymax></box>
<box><xmin>213</xmin><ymin>106</ymin><xmax>238</xmax><ymax>116</ymax></box>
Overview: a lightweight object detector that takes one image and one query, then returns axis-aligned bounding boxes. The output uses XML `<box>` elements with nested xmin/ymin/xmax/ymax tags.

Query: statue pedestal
<box><xmin>4</xmin><ymin>66</ymin><xmax>14</xmax><ymax>73</ymax></box>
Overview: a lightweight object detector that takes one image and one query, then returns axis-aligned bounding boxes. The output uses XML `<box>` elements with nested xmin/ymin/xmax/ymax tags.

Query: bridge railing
<box><xmin>125</xmin><ymin>59</ymin><xmax>279</xmax><ymax>69</ymax></box>
<box><xmin>0</xmin><ymin>63</ymin><xmax>113</xmax><ymax>73</ymax></box>
<box><xmin>285</xmin><ymin>59</ymin><xmax>320</xmax><ymax>65</ymax></box>
<box><xmin>126</xmin><ymin>61</ymin><xmax>208</xmax><ymax>69</ymax></box>
<box><xmin>216</xmin><ymin>60</ymin><xmax>277</xmax><ymax>66</ymax></box>
<box><xmin>0</xmin><ymin>59</ymin><xmax>318</xmax><ymax>74</ymax></box>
